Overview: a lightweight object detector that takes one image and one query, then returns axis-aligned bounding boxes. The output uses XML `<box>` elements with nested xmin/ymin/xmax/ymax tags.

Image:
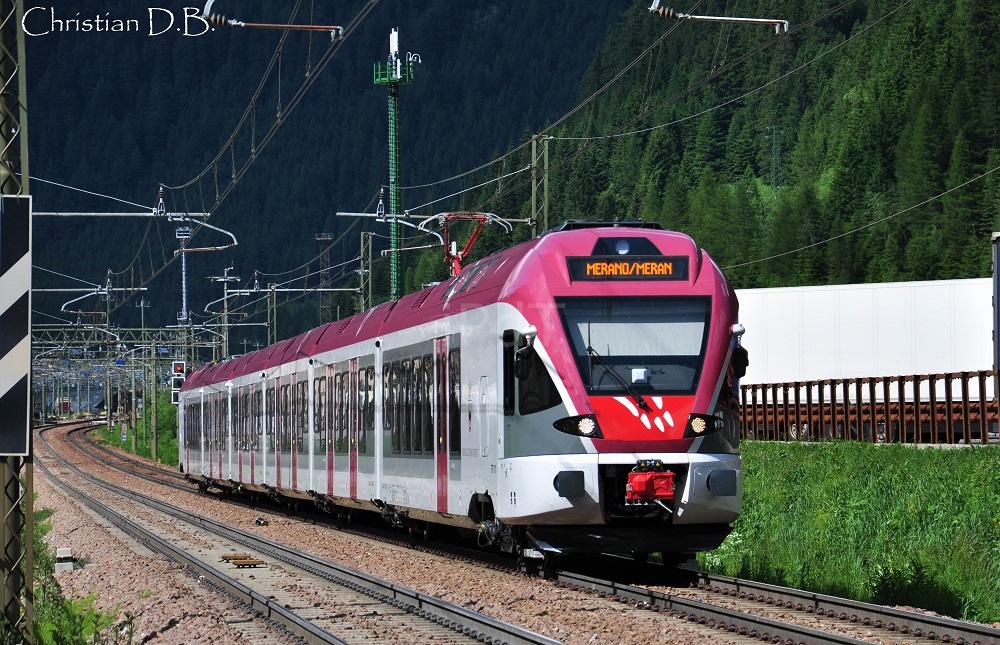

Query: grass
<box><xmin>0</xmin><ymin>499</ymin><xmax>119</xmax><ymax>643</ymax></box>
<box><xmin>699</xmin><ymin>442</ymin><xmax>1000</xmax><ymax>623</ymax></box>
<box><xmin>97</xmin><ymin>391</ymin><xmax>178</xmax><ymax>466</ymax></box>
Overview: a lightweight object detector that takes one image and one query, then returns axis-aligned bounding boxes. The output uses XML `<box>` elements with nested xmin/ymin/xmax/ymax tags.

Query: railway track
<box><xmin>72</xmin><ymin>423</ymin><xmax>1000</xmax><ymax>645</ymax></box>
<box><xmin>39</xmin><ymin>422</ymin><xmax>558</xmax><ymax>645</ymax></box>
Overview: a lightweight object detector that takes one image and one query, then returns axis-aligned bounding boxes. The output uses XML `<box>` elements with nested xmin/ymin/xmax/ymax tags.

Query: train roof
<box><xmin>182</xmin><ymin>225</ymin><xmax>712</xmax><ymax>392</ymax></box>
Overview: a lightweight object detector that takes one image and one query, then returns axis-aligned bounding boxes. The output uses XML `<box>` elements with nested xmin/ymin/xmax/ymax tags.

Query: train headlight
<box><xmin>554</xmin><ymin>414</ymin><xmax>603</xmax><ymax>439</ymax></box>
<box><xmin>684</xmin><ymin>413</ymin><xmax>724</xmax><ymax>438</ymax></box>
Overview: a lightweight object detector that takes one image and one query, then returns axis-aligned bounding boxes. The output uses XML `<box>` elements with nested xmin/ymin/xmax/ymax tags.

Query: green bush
<box><xmin>98</xmin><ymin>391</ymin><xmax>178</xmax><ymax>466</ymax></box>
<box><xmin>0</xmin><ymin>500</ymin><xmax>118</xmax><ymax>643</ymax></box>
<box><xmin>700</xmin><ymin>442</ymin><xmax>1000</xmax><ymax>623</ymax></box>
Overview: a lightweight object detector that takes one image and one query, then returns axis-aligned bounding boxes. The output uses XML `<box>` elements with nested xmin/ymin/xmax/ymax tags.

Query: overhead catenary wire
<box><xmin>549</xmin><ymin>0</ymin><xmax>914</xmax><ymax>142</ymax></box>
<box><xmin>23</xmin><ymin>174</ymin><xmax>153</xmax><ymax>210</ymax></box>
<box><xmin>106</xmin><ymin>1</ymin><xmax>380</xmax><ymax>316</ymax></box>
<box><xmin>32</xmin><ymin>309</ymin><xmax>76</xmax><ymax>325</ymax></box>
<box><xmin>471</xmin><ymin>0</ymin><xmax>871</xmax><ymax>214</ymax></box>
<box><xmin>33</xmin><ymin>265</ymin><xmax>101</xmax><ymax>287</ymax></box>
<box><xmin>723</xmin><ymin>164</ymin><xmax>1000</xmax><ymax>270</ymax></box>
<box><xmin>404</xmin><ymin>164</ymin><xmax>531</xmax><ymax>215</ymax></box>
<box><xmin>393</xmin><ymin>0</ymin><xmax>705</xmax><ymax>194</ymax></box>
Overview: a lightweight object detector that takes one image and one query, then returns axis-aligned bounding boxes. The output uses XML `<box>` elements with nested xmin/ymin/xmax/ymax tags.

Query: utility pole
<box><xmin>374</xmin><ymin>28</ymin><xmax>415</xmax><ymax>300</ymax></box>
<box><xmin>2</xmin><ymin>1</ymin><xmax>35</xmax><ymax>625</ymax></box>
<box><xmin>150</xmin><ymin>355</ymin><xmax>157</xmax><ymax>463</ymax></box>
<box><xmin>176</xmin><ymin>227</ymin><xmax>192</xmax><ymax>325</ymax></box>
<box><xmin>267</xmin><ymin>284</ymin><xmax>277</xmax><ymax>345</ymax></box>
<box><xmin>136</xmin><ymin>297</ymin><xmax>148</xmax><ymax>441</ymax></box>
<box><xmin>315</xmin><ymin>233</ymin><xmax>333</xmax><ymax>322</ymax></box>
<box><xmin>208</xmin><ymin>267</ymin><xmax>239</xmax><ymax>358</ymax></box>
<box><xmin>130</xmin><ymin>361</ymin><xmax>137</xmax><ymax>453</ymax></box>
<box><xmin>359</xmin><ymin>232</ymin><xmax>373</xmax><ymax>311</ymax></box>
<box><xmin>530</xmin><ymin>135</ymin><xmax>551</xmax><ymax>237</ymax></box>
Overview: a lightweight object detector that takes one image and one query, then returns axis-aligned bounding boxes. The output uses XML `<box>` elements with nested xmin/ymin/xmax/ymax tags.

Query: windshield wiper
<box><xmin>586</xmin><ymin>345</ymin><xmax>650</xmax><ymax>411</ymax></box>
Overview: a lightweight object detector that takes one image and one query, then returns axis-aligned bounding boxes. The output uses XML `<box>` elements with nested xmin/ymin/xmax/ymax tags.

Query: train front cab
<box><xmin>492</xmin><ymin>228</ymin><xmax>744</xmax><ymax>558</ymax></box>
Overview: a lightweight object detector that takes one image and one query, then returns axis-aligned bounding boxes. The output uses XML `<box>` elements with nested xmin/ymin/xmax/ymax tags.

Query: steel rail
<box><xmin>77</xmin><ymin>426</ymin><xmax>999</xmax><ymax>645</ymax></box>
<box><xmin>70</xmin><ymin>430</ymin><xmax>858</xmax><ymax>645</ymax></box>
<box><xmin>35</xmin><ymin>425</ymin><xmax>346</xmax><ymax>644</ymax></box>
<box><xmin>688</xmin><ymin>569</ymin><xmax>1000</xmax><ymax>645</ymax></box>
<box><xmin>555</xmin><ymin>570</ymin><xmax>868</xmax><ymax>645</ymax></box>
<box><xmin>47</xmin><ymin>424</ymin><xmax>560</xmax><ymax>645</ymax></box>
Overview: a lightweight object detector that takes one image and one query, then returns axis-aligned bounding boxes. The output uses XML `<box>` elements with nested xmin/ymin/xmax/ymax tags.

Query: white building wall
<box><xmin>735</xmin><ymin>278</ymin><xmax>993</xmax><ymax>385</ymax></box>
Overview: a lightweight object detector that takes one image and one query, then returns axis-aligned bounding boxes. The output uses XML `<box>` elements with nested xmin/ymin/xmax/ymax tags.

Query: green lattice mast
<box><xmin>374</xmin><ymin>28</ymin><xmax>414</xmax><ymax>300</ymax></box>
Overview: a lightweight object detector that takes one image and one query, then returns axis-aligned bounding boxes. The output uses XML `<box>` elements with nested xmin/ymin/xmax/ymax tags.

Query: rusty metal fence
<box><xmin>740</xmin><ymin>370</ymin><xmax>999</xmax><ymax>444</ymax></box>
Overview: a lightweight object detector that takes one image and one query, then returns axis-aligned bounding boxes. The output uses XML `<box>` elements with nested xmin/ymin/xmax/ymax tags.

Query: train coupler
<box><xmin>625</xmin><ymin>460</ymin><xmax>675</xmax><ymax>510</ymax></box>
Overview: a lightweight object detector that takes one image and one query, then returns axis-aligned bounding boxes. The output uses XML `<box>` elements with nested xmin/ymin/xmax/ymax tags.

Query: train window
<box><xmin>412</xmin><ymin>359</ymin><xmax>424</xmax><ymax>454</ymax></box>
<box><xmin>350</xmin><ymin>368</ymin><xmax>359</xmax><ymax>454</ymax></box>
<box><xmin>422</xmin><ymin>357</ymin><xmax>433</xmax><ymax>454</ymax></box>
<box><xmin>382</xmin><ymin>368</ymin><xmax>393</xmax><ymax>452</ymax></box>
<box><xmin>400</xmin><ymin>360</ymin><xmax>411</xmax><ymax>454</ymax></box>
<box><xmin>229</xmin><ymin>393</ymin><xmax>236</xmax><ymax>447</ymax></box>
<box><xmin>296</xmin><ymin>379</ymin><xmax>307</xmax><ymax>452</ymax></box>
<box><xmin>558</xmin><ymin>296</ymin><xmax>710</xmax><ymax>395</ymax></box>
<box><xmin>502</xmin><ymin>330</ymin><xmax>516</xmax><ymax>416</ymax></box>
<box><xmin>390</xmin><ymin>362</ymin><xmax>401</xmax><ymax>454</ymax></box>
<box><xmin>333</xmin><ymin>374</ymin><xmax>343</xmax><ymax>452</ymax></box>
<box><xmin>449</xmin><ymin>349</ymin><xmax>461</xmax><ymax>455</ymax></box>
<box><xmin>252</xmin><ymin>390</ymin><xmax>261</xmax><ymax>451</ymax></box>
<box><xmin>364</xmin><ymin>366</ymin><xmax>375</xmax><ymax>456</ymax></box>
<box><xmin>518</xmin><ymin>344</ymin><xmax>561</xmax><ymax>416</ymax></box>
<box><xmin>340</xmin><ymin>372</ymin><xmax>349</xmax><ymax>452</ymax></box>
<box><xmin>314</xmin><ymin>376</ymin><xmax>326</xmax><ymax>455</ymax></box>
<box><xmin>326</xmin><ymin>374</ymin><xmax>334</xmax><ymax>454</ymax></box>
<box><xmin>265</xmin><ymin>387</ymin><xmax>275</xmax><ymax>448</ymax></box>
<box><xmin>281</xmin><ymin>384</ymin><xmax>291</xmax><ymax>452</ymax></box>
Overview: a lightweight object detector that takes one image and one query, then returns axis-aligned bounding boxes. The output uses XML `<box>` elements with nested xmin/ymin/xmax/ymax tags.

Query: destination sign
<box><xmin>567</xmin><ymin>255</ymin><xmax>689</xmax><ymax>281</ymax></box>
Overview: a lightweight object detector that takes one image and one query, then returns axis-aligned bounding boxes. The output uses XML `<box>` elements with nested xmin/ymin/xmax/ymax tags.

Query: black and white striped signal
<box><xmin>0</xmin><ymin>195</ymin><xmax>31</xmax><ymax>456</ymax></box>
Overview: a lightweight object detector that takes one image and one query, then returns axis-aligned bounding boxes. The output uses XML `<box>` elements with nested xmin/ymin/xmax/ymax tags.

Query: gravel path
<box><xmin>65</xmin><ymin>427</ymin><xmax>752</xmax><ymax>644</ymax></box>
<box><xmin>35</xmin><ymin>470</ymin><xmax>294</xmax><ymax>644</ymax></box>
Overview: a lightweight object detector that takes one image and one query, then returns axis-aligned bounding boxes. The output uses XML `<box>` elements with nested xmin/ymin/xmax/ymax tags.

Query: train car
<box><xmin>178</xmin><ymin>222</ymin><xmax>747</xmax><ymax>560</ymax></box>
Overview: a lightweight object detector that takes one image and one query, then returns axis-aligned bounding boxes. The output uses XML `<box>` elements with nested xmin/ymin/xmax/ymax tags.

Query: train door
<box><xmin>199</xmin><ymin>391</ymin><xmax>205</xmax><ymax>477</ymax></box>
<box><xmin>235</xmin><ymin>390</ymin><xmax>242</xmax><ymax>482</ymax></box>
<box><xmin>264</xmin><ymin>381</ymin><xmax>273</xmax><ymax>487</ymax></box>
<box><xmin>349</xmin><ymin>358</ymin><xmax>359</xmax><ymax>499</ymax></box>
<box><xmin>434</xmin><ymin>338</ymin><xmax>449</xmax><ymax>512</ymax></box>
<box><xmin>227</xmin><ymin>387</ymin><xmax>233</xmax><ymax>481</ymax></box>
<box><xmin>275</xmin><ymin>378</ymin><xmax>284</xmax><ymax>489</ymax></box>
<box><xmin>326</xmin><ymin>366</ymin><xmax>334</xmax><ymax>496</ymax></box>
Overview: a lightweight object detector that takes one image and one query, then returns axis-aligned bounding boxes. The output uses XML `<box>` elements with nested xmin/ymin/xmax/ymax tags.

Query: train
<box><xmin>178</xmin><ymin>222</ymin><xmax>748</xmax><ymax>562</ymax></box>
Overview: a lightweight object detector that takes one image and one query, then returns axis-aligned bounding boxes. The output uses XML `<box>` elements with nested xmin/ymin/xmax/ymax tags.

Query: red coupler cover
<box><xmin>625</xmin><ymin>470</ymin><xmax>675</xmax><ymax>502</ymax></box>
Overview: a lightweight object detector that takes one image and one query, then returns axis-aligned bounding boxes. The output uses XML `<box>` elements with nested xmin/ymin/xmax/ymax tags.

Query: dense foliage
<box><xmin>702</xmin><ymin>442</ymin><xmax>1000</xmax><ymax>623</ymax></box>
<box><xmin>100</xmin><ymin>390</ymin><xmax>179</xmax><ymax>466</ymax></box>
<box><xmin>0</xmin><ymin>501</ymin><xmax>116</xmax><ymax>643</ymax></box>
<box><xmin>414</xmin><ymin>0</ymin><xmax>1000</xmax><ymax>293</ymax></box>
<box><xmin>28</xmin><ymin>0</ymin><xmax>629</xmax><ymax>335</ymax></box>
<box><xmin>28</xmin><ymin>0</ymin><xmax>1000</xmax><ymax>337</ymax></box>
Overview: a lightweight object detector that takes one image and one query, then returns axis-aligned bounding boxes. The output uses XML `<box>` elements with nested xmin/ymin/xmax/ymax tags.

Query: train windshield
<box><xmin>557</xmin><ymin>297</ymin><xmax>710</xmax><ymax>395</ymax></box>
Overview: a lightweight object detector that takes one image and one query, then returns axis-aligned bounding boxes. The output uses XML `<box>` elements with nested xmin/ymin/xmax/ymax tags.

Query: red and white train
<box><xmin>179</xmin><ymin>222</ymin><xmax>747</xmax><ymax>559</ymax></box>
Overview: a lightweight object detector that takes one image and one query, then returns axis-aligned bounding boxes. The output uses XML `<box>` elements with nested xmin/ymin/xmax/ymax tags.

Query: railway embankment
<box><xmin>700</xmin><ymin>441</ymin><xmax>1000</xmax><ymax>625</ymax></box>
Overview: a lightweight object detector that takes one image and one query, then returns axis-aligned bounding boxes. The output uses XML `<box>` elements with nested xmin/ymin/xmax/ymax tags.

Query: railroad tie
<box><xmin>230</xmin><ymin>558</ymin><xmax>266</xmax><ymax>568</ymax></box>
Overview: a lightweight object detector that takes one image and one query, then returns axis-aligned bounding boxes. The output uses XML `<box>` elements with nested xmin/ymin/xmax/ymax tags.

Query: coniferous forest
<box><xmin>28</xmin><ymin>0</ymin><xmax>1000</xmax><ymax>340</ymax></box>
